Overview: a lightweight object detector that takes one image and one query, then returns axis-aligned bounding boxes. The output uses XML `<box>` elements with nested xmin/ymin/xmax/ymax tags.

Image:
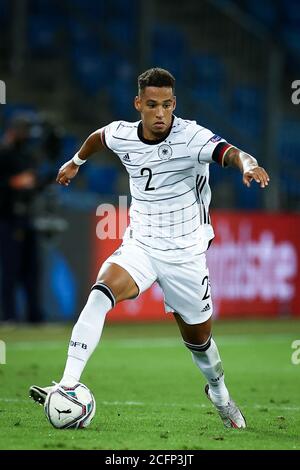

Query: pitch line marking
<box><xmin>1</xmin><ymin>397</ymin><xmax>299</xmax><ymax>411</ymax></box>
<box><xmin>7</xmin><ymin>333</ymin><xmax>295</xmax><ymax>351</ymax></box>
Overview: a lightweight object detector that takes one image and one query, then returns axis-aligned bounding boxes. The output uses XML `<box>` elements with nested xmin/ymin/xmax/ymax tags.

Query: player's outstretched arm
<box><xmin>223</xmin><ymin>147</ymin><xmax>270</xmax><ymax>189</ymax></box>
<box><xmin>56</xmin><ymin>129</ymin><xmax>105</xmax><ymax>186</ymax></box>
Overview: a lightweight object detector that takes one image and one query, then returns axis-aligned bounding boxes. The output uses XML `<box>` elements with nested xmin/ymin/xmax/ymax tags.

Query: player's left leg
<box><xmin>173</xmin><ymin>312</ymin><xmax>246</xmax><ymax>429</ymax></box>
<box><xmin>173</xmin><ymin>313</ymin><xmax>229</xmax><ymax>406</ymax></box>
<box><xmin>157</xmin><ymin>253</ymin><xmax>246</xmax><ymax>428</ymax></box>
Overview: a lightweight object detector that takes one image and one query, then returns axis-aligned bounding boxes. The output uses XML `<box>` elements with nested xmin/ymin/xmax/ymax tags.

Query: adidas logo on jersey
<box><xmin>201</xmin><ymin>303</ymin><xmax>211</xmax><ymax>312</ymax></box>
<box><xmin>123</xmin><ymin>153</ymin><xmax>131</xmax><ymax>162</ymax></box>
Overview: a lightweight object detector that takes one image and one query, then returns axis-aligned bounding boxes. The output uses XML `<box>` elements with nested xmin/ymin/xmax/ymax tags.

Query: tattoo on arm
<box><xmin>223</xmin><ymin>147</ymin><xmax>258</xmax><ymax>172</ymax></box>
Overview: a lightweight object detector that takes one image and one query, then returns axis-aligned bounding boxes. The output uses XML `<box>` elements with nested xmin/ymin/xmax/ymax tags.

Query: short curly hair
<box><xmin>138</xmin><ymin>68</ymin><xmax>175</xmax><ymax>94</ymax></box>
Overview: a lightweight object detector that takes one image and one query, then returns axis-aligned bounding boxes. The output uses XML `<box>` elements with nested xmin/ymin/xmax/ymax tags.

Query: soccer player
<box><xmin>29</xmin><ymin>68</ymin><xmax>270</xmax><ymax>428</ymax></box>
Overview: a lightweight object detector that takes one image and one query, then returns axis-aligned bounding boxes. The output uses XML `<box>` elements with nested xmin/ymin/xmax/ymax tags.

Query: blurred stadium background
<box><xmin>1</xmin><ymin>0</ymin><xmax>300</xmax><ymax>452</ymax></box>
<box><xmin>0</xmin><ymin>0</ymin><xmax>300</xmax><ymax>323</ymax></box>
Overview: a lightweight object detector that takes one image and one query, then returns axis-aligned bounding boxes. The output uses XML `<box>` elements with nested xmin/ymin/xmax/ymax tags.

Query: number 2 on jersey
<box><xmin>141</xmin><ymin>168</ymin><xmax>155</xmax><ymax>191</ymax></box>
<box><xmin>202</xmin><ymin>275</ymin><xmax>210</xmax><ymax>300</ymax></box>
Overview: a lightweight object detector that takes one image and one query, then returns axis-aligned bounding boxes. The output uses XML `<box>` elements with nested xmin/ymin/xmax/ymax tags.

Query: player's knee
<box><xmin>96</xmin><ymin>262</ymin><xmax>138</xmax><ymax>302</ymax></box>
<box><xmin>92</xmin><ymin>278</ymin><xmax>138</xmax><ymax>304</ymax></box>
<box><xmin>183</xmin><ymin>333</ymin><xmax>212</xmax><ymax>352</ymax></box>
<box><xmin>91</xmin><ymin>282</ymin><xmax>116</xmax><ymax>308</ymax></box>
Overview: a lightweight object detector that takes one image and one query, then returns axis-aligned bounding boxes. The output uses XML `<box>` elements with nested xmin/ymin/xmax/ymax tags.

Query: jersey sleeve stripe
<box><xmin>212</xmin><ymin>142</ymin><xmax>234</xmax><ymax>166</ymax></box>
<box><xmin>197</xmin><ymin>135</ymin><xmax>216</xmax><ymax>164</ymax></box>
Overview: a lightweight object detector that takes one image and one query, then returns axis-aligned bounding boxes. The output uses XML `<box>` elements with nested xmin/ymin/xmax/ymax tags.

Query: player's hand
<box><xmin>56</xmin><ymin>160</ymin><xmax>79</xmax><ymax>186</ymax></box>
<box><xmin>243</xmin><ymin>166</ymin><xmax>270</xmax><ymax>188</ymax></box>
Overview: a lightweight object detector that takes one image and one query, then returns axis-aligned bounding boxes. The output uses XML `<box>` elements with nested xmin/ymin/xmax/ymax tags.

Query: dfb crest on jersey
<box><xmin>158</xmin><ymin>144</ymin><xmax>172</xmax><ymax>160</ymax></box>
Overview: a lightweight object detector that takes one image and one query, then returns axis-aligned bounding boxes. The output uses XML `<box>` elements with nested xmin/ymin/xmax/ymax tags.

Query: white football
<box><xmin>44</xmin><ymin>382</ymin><xmax>96</xmax><ymax>429</ymax></box>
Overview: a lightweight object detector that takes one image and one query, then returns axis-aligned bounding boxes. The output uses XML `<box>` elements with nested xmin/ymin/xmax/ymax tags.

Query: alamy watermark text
<box><xmin>0</xmin><ymin>80</ymin><xmax>6</xmax><ymax>104</ymax></box>
<box><xmin>291</xmin><ymin>80</ymin><xmax>300</xmax><ymax>105</ymax></box>
<box><xmin>291</xmin><ymin>340</ymin><xmax>300</xmax><ymax>365</ymax></box>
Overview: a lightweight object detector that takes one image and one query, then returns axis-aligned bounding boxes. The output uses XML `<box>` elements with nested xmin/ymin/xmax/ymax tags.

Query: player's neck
<box><xmin>138</xmin><ymin>117</ymin><xmax>174</xmax><ymax>145</ymax></box>
<box><xmin>144</xmin><ymin>128</ymin><xmax>169</xmax><ymax>141</ymax></box>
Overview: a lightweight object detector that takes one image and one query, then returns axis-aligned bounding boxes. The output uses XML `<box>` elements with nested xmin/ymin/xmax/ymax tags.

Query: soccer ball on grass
<box><xmin>44</xmin><ymin>382</ymin><xmax>96</xmax><ymax>429</ymax></box>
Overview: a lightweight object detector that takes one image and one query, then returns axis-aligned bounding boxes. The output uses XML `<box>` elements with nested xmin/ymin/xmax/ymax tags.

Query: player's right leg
<box><xmin>29</xmin><ymin>262</ymin><xmax>138</xmax><ymax>404</ymax></box>
<box><xmin>29</xmin><ymin>243</ymin><xmax>157</xmax><ymax>404</ymax></box>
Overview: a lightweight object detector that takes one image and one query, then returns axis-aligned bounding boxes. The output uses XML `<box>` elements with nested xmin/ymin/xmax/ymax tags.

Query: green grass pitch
<box><xmin>0</xmin><ymin>319</ymin><xmax>299</xmax><ymax>450</ymax></box>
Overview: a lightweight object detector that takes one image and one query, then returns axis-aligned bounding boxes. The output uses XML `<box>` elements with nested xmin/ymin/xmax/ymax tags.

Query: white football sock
<box><xmin>188</xmin><ymin>337</ymin><xmax>230</xmax><ymax>406</ymax></box>
<box><xmin>60</xmin><ymin>285</ymin><xmax>115</xmax><ymax>385</ymax></box>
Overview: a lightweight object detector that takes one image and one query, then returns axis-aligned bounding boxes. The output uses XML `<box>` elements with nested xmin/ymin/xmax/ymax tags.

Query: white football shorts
<box><xmin>101</xmin><ymin>240</ymin><xmax>213</xmax><ymax>325</ymax></box>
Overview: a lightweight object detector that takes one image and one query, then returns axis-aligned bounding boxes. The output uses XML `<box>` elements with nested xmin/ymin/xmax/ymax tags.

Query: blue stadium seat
<box><xmin>113</xmin><ymin>57</ymin><xmax>134</xmax><ymax>81</ymax></box>
<box><xmin>278</xmin><ymin>120</ymin><xmax>300</xmax><ymax>197</ymax></box>
<box><xmin>29</xmin><ymin>0</ymin><xmax>62</xmax><ymax>15</ymax></box>
<box><xmin>152</xmin><ymin>51</ymin><xmax>188</xmax><ymax>83</ymax></box>
<box><xmin>232</xmin><ymin>85</ymin><xmax>262</xmax><ymax>111</ymax></box>
<box><xmin>107</xmin><ymin>58</ymin><xmax>136</xmax><ymax>117</ymax></box>
<box><xmin>0</xmin><ymin>0</ymin><xmax>10</xmax><ymax>26</ymax></box>
<box><xmin>28</xmin><ymin>14</ymin><xmax>61</xmax><ymax>55</ymax></box>
<box><xmin>153</xmin><ymin>25</ymin><xmax>186</xmax><ymax>54</ymax></box>
<box><xmin>190</xmin><ymin>54</ymin><xmax>226</xmax><ymax>110</ymax></box>
<box><xmin>61</xmin><ymin>135</ymin><xmax>79</xmax><ymax>161</ymax></box>
<box><xmin>281</xmin><ymin>27</ymin><xmax>300</xmax><ymax>56</ymax></box>
<box><xmin>282</xmin><ymin>0</ymin><xmax>300</xmax><ymax>25</ymax></box>
<box><xmin>245</xmin><ymin>0</ymin><xmax>278</xmax><ymax>27</ymax></box>
<box><xmin>67</xmin><ymin>0</ymin><xmax>108</xmax><ymax>17</ymax></box>
<box><xmin>109</xmin><ymin>82</ymin><xmax>136</xmax><ymax>119</ymax></box>
<box><xmin>191</xmin><ymin>87</ymin><xmax>225</xmax><ymax>111</ymax></box>
<box><xmin>209</xmin><ymin>162</ymin><xmax>224</xmax><ymax>186</ymax></box>
<box><xmin>67</xmin><ymin>21</ymin><xmax>100</xmax><ymax>49</ymax></box>
<box><xmin>105</xmin><ymin>18</ymin><xmax>137</xmax><ymax>45</ymax></box>
<box><xmin>85</xmin><ymin>164</ymin><xmax>118</xmax><ymax>194</ymax></box>
<box><xmin>1</xmin><ymin>103</ymin><xmax>37</xmax><ymax>122</ymax></box>
<box><xmin>152</xmin><ymin>25</ymin><xmax>187</xmax><ymax>77</ymax></box>
<box><xmin>106</xmin><ymin>0</ymin><xmax>137</xmax><ymax>20</ymax></box>
<box><xmin>192</xmin><ymin>54</ymin><xmax>225</xmax><ymax>82</ymax></box>
<box><xmin>230</xmin><ymin>85</ymin><xmax>263</xmax><ymax>137</ymax></box>
<box><xmin>278</xmin><ymin>120</ymin><xmax>300</xmax><ymax>164</ymax></box>
<box><xmin>233</xmin><ymin>172</ymin><xmax>261</xmax><ymax>209</ymax></box>
<box><xmin>71</xmin><ymin>51</ymin><xmax>109</xmax><ymax>95</ymax></box>
<box><xmin>230</xmin><ymin>111</ymin><xmax>262</xmax><ymax>138</ymax></box>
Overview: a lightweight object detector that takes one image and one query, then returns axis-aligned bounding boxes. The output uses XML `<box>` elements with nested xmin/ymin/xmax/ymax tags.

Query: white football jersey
<box><xmin>102</xmin><ymin>116</ymin><xmax>230</xmax><ymax>263</ymax></box>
